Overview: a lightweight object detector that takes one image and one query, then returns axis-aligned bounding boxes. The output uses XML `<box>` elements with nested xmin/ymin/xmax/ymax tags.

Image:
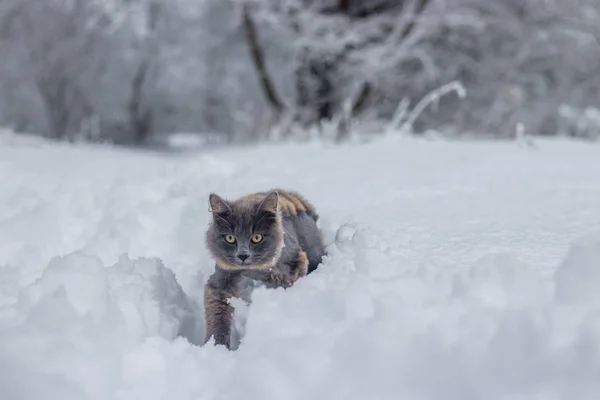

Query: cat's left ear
<box><xmin>258</xmin><ymin>191</ymin><xmax>279</xmax><ymax>214</ymax></box>
<box><xmin>209</xmin><ymin>193</ymin><xmax>231</xmax><ymax>215</ymax></box>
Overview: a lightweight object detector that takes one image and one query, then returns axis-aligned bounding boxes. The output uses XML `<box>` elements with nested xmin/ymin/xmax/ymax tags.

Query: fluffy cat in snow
<box><xmin>203</xmin><ymin>189</ymin><xmax>326</xmax><ymax>349</ymax></box>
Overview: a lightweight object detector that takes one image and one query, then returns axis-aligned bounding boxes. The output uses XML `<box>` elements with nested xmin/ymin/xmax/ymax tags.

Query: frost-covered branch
<box><xmin>395</xmin><ymin>81</ymin><xmax>467</xmax><ymax>134</ymax></box>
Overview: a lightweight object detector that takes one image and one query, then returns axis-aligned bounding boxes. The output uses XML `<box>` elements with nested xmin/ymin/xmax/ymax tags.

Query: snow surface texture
<box><xmin>1</xmin><ymin>132</ymin><xmax>600</xmax><ymax>400</ymax></box>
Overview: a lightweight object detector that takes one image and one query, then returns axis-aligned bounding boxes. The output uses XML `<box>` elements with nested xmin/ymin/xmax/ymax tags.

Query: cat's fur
<box><xmin>203</xmin><ymin>189</ymin><xmax>326</xmax><ymax>349</ymax></box>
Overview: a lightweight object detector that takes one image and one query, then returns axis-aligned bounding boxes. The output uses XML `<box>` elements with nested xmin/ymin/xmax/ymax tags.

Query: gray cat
<box><xmin>203</xmin><ymin>189</ymin><xmax>326</xmax><ymax>349</ymax></box>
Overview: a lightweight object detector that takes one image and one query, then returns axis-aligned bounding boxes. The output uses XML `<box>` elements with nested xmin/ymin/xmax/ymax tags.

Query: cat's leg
<box><xmin>290</xmin><ymin>250</ymin><xmax>309</xmax><ymax>281</ymax></box>
<box><xmin>265</xmin><ymin>250</ymin><xmax>309</xmax><ymax>289</ymax></box>
<box><xmin>203</xmin><ymin>267</ymin><xmax>243</xmax><ymax>349</ymax></box>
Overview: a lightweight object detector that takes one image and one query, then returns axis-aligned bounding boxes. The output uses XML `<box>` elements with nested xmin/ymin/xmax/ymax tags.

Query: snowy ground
<box><xmin>1</xmin><ymin>132</ymin><xmax>600</xmax><ymax>400</ymax></box>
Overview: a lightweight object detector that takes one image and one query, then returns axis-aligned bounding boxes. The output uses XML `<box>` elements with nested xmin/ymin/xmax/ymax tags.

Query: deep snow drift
<box><xmin>1</xmin><ymin>132</ymin><xmax>600</xmax><ymax>400</ymax></box>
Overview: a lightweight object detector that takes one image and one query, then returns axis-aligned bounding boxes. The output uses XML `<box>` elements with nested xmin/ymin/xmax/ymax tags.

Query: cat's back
<box><xmin>275</xmin><ymin>190</ymin><xmax>326</xmax><ymax>274</ymax></box>
<box><xmin>283</xmin><ymin>212</ymin><xmax>325</xmax><ymax>274</ymax></box>
<box><xmin>238</xmin><ymin>189</ymin><xmax>325</xmax><ymax>273</ymax></box>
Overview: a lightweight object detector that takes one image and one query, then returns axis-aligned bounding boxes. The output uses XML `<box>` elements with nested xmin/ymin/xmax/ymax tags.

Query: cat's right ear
<box><xmin>209</xmin><ymin>193</ymin><xmax>231</xmax><ymax>215</ymax></box>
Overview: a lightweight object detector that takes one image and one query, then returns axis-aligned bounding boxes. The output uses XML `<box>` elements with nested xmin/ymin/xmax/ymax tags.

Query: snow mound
<box><xmin>0</xmin><ymin>252</ymin><xmax>201</xmax><ymax>400</ymax></box>
<box><xmin>15</xmin><ymin>252</ymin><xmax>200</xmax><ymax>343</ymax></box>
<box><xmin>24</xmin><ymin>252</ymin><xmax>109</xmax><ymax>321</ymax></box>
<box><xmin>554</xmin><ymin>231</ymin><xmax>600</xmax><ymax>305</ymax></box>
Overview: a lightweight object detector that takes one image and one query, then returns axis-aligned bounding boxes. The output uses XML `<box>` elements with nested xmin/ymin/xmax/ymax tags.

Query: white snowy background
<box><xmin>1</xmin><ymin>130</ymin><xmax>600</xmax><ymax>400</ymax></box>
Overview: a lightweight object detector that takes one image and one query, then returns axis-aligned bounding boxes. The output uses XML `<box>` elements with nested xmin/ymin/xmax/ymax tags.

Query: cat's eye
<box><xmin>225</xmin><ymin>235</ymin><xmax>236</xmax><ymax>244</ymax></box>
<box><xmin>251</xmin><ymin>234</ymin><xmax>263</xmax><ymax>244</ymax></box>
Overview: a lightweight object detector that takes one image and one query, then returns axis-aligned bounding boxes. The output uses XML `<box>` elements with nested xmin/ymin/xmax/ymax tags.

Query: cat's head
<box><xmin>206</xmin><ymin>191</ymin><xmax>283</xmax><ymax>271</ymax></box>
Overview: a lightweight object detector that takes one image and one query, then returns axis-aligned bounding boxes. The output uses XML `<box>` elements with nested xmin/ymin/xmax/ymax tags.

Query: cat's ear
<box><xmin>209</xmin><ymin>193</ymin><xmax>231</xmax><ymax>215</ymax></box>
<box><xmin>258</xmin><ymin>191</ymin><xmax>279</xmax><ymax>214</ymax></box>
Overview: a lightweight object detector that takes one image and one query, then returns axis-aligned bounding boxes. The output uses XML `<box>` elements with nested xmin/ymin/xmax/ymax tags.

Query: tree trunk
<box><xmin>127</xmin><ymin>0</ymin><xmax>162</xmax><ymax>145</ymax></box>
<box><xmin>241</xmin><ymin>3</ymin><xmax>284</xmax><ymax>115</ymax></box>
<box><xmin>129</xmin><ymin>60</ymin><xmax>152</xmax><ymax>144</ymax></box>
<box><xmin>38</xmin><ymin>83</ymin><xmax>69</xmax><ymax>139</ymax></box>
<box><xmin>36</xmin><ymin>71</ymin><xmax>93</xmax><ymax>140</ymax></box>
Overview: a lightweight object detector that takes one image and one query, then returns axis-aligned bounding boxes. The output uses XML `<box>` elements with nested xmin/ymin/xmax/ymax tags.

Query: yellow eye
<box><xmin>225</xmin><ymin>235</ymin><xmax>236</xmax><ymax>244</ymax></box>
<box><xmin>251</xmin><ymin>234</ymin><xmax>263</xmax><ymax>244</ymax></box>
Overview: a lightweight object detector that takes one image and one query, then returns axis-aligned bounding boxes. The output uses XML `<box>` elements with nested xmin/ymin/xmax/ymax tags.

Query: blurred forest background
<box><xmin>1</xmin><ymin>0</ymin><xmax>599</xmax><ymax>147</ymax></box>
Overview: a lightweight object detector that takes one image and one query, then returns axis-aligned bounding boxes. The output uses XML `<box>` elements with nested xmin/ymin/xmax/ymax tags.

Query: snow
<box><xmin>1</xmin><ymin>132</ymin><xmax>600</xmax><ymax>399</ymax></box>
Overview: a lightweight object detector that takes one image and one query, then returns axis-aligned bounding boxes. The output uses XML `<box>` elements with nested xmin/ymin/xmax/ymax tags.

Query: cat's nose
<box><xmin>237</xmin><ymin>253</ymin><xmax>249</xmax><ymax>262</ymax></box>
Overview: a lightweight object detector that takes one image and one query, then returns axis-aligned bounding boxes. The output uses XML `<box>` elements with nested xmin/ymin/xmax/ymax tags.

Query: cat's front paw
<box><xmin>266</xmin><ymin>268</ymin><xmax>294</xmax><ymax>289</ymax></box>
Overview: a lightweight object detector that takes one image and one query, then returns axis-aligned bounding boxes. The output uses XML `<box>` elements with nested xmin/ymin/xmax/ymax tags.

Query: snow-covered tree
<box><xmin>0</xmin><ymin>0</ymin><xmax>107</xmax><ymax>139</ymax></box>
<box><xmin>0</xmin><ymin>0</ymin><xmax>598</xmax><ymax>144</ymax></box>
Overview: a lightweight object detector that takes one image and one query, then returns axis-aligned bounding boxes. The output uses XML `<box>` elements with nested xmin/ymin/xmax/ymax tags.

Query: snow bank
<box><xmin>0</xmin><ymin>253</ymin><xmax>202</xmax><ymax>400</ymax></box>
